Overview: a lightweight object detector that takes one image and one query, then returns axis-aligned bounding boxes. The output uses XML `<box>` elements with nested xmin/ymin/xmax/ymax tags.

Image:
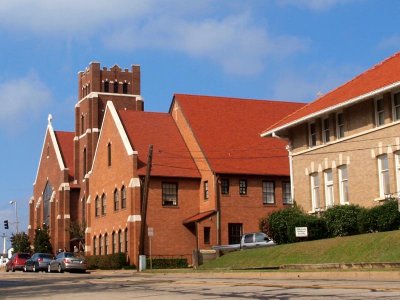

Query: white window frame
<box><xmin>377</xmin><ymin>154</ymin><xmax>390</xmax><ymax>198</ymax></box>
<box><xmin>375</xmin><ymin>98</ymin><xmax>384</xmax><ymax>126</ymax></box>
<box><xmin>336</xmin><ymin>112</ymin><xmax>345</xmax><ymax>139</ymax></box>
<box><xmin>338</xmin><ymin>165</ymin><xmax>349</xmax><ymax>205</ymax></box>
<box><xmin>310</xmin><ymin>173</ymin><xmax>320</xmax><ymax>211</ymax></box>
<box><xmin>309</xmin><ymin>122</ymin><xmax>317</xmax><ymax>147</ymax></box>
<box><xmin>393</xmin><ymin>92</ymin><xmax>400</xmax><ymax>121</ymax></box>
<box><xmin>322</xmin><ymin>117</ymin><xmax>330</xmax><ymax>143</ymax></box>
<box><xmin>282</xmin><ymin>182</ymin><xmax>292</xmax><ymax>204</ymax></box>
<box><xmin>324</xmin><ymin>169</ymin><xmax>334</xmax><ymax>208</ymax></box>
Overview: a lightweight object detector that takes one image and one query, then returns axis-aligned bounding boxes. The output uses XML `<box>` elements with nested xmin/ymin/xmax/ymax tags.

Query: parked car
<box><xmin>48</xmin><ymin>252</ymin><xmax>86</xmax><ymax>273</ymax></box>
<box><xmin>212</xmin><ymin>232</ymin><xmax>275</xmax><ymax>252</ymax></box>
<box><xmin>6</xmin><ymin>253</ymin><xmax>31</xmax><ymax>272</ymax></box>
<box><xmin>24</xmin><ymin>253</ymin><xmax>54</xmax><ymax>272</ymax></box>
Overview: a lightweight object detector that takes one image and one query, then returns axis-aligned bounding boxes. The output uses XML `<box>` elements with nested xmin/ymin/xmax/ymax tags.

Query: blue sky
<box><xmin>1</xmin><ymin>0</ymin><xmax>400</xmax><ymax>244</ymax></box>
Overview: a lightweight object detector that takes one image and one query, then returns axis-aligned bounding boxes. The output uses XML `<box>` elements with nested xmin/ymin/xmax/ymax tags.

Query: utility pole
<box><xmin>1</xmin><ymin>233</ymin><xmax>6</xmax><ymax>257</ymax></box>
<box><xmin>139</xmin><ymin>145</ymin><xmax>153</xmax><ymax>257</ymax></box>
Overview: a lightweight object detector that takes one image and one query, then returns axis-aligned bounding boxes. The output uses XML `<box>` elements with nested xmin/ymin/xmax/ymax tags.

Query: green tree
<box><xmin>10</xmin><ymin>232</ymin><xmax>31</xmax><ymax>253</ymax></box>
<box><xmin>33</xmin><ymin>224</ymin><xmax>53</xmax><ymax>253</ymax></box>
<box><xmin>69</xmin><ymin>221</ymin><xmax>86</xmax><ymax>249</ymax></box>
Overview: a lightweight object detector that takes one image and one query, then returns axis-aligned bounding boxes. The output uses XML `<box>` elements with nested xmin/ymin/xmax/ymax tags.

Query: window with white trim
<box><xmin>338</xmin><ymin>165</ymin><xmax>349</xmax><ymax>204</ymax></box>
<box><xmin>310</xmin><ymin>173</ymin><xmax>320</xmax><ymax>211</ymax></box>
<box><xmin>162</xmin><ymin>182</ymin><xmax>178</xmax><ymax>206</ymax></box>
<box><xmin>322</xmin><ymin>118</ymin><xmax>330</xmax><ymax>143</ymax></box>
<box><xmin>377</xmin><ymin>154</ymin><xmax>390</xmax><ymax>198</ymax></box>
<box><xmin>262</xmin><ymin>181</ymin><xmax>275</xmax><ymax>204</ymax></box>
<box><xmin>324</xmin><ymin>169</ymin><xmax>334</xmax><ymax>208</ymax></box>
<box><xmin>375</xmin><ymin>98</ymin><xmax>384</xmax><ymax>126</ymax></box>
<box><xmin>309</xmin><ymin>122</ymin><xmax>317</xmax><ymax>147</ymax></box>
<box><xmin>337</xmin><ymin>112</ymin><xmax>345</xmax><ymax>139</ymax></box>
<box><xmin>204</xmin><ymin>181</ymin><xmax>209</xmax><ymax>200</ymax></box>
<box><xmin>282</xmin><ymin>182</ymin><xmax>292</xmax><ymax>204</ymax></box>
<box><xmin>393</xmin><ymin>93</ymin><xmax>400</xmax><ymax>121</ymax></box>
<box><xmin>395</xmin><ymin>152</ymin><xmax>400</xmax><ymax>196</ymax></box>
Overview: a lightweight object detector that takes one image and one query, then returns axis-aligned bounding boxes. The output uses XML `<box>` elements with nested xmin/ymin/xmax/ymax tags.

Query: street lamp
<box><xmin>9</xmin><ymin>201</ymin><xmax>19</xmax><ymax>233</ymax></box>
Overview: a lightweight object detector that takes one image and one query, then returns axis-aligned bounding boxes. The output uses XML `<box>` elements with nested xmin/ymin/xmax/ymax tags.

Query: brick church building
<box><xmin>29</xmin><ymin>62</ymin><xmax>304</xmax><ymax>266</ymax></box>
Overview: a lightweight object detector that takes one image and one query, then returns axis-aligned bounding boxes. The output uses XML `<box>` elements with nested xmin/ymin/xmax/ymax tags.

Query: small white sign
<box><xmin>148</xmin><ymin>227</ymin><xmax>154</xmax><ymax>237</ymax></box>
<box><xmin>295</xmin><ymin>227</ymin><xmax>308</xmax><ymax>237</ymax></box>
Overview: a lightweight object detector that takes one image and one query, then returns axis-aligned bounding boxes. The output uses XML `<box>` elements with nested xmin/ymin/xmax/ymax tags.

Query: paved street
<box><xmin>1</xmin><ymin>269</ymin><xmax>400</xmax><ymax>299</ymax></box>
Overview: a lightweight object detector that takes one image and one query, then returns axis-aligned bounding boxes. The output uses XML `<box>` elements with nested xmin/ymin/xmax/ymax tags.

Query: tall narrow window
<box><xmin>113</xmin><ymin>189</ymin><xmax>119</xmax><ymax>211</ymax></box>
<box><xmin>104</xmin><ymin>81</ymin><xmax>109</xmax><ymax>93</ymax></box>
<box><xmin>118</xmin><ymin>230</ymin><xmax>123</xmax><ymax>253</ymax></box>
<box><xmin>80</xmin><ymin>115</ymin><xmax>85</xmax><ymax>135</ymax></box>
<box><xmin>114</xmin><ymin>81</ymin><xmax>119</xmax><ymax>93</ymax></box>
<box><xmin>124</xmin><ymin>229</ymin><xmax>128</xmax><ymax>253</ymax></box>
<box><xmin>337</xmin><ymin>113</ymin><xmax>345</xmax><ymax>138</ymax></box>
<box><xmin>239</xmin><ymin>179</ymin><xmax>247</xmax><ymax>195</ymax></box>
<box><xmin>101</xmin><ymin>193</ymin><xmax>106</xmax><ymax>216</ymax></box>
<box><xmin>99</xmin><ymin>235</ymin><xmax>103</xmax><ymax>255</ymax></box>
<box><xmin>221</xmin><ymin>178</ymin><xmax>229</xmax><ymax>195</ymax></box>
<box><xmin>93</xmin><ymin>236</ymin><xmax>97</xmax><ymax>255</ymax></box>
<box><xmin>375</xmin><ymin>98</ymin><xmax>385</xmax><ymax>126</ymax></box>
<box><xmin>324</xmin><ymin>169</ymin><xmax>334</xmax><ymax>208</ymax></box>
<box><xmin>262</xmin><ymin>181</ymin><xmax>275</xmax><ymax>204</ymax></box>
<box><xmin>112</xmin><ymin>232</ymin><xmax>116</xmax><ymax>254</ymax></box>
<box><xmin>123</xmin><ymin>82</ymin><xmax>128</xmax><ymax>94</ymax></box>
<box><xmin>43</xmin><ymin>182</ymin><xmax>52</xmax><ymax>226</ymax></box>
<box><xmin>338</xmin><ymin>165</ymin><xmax>349</xmax><ymax>204</ymax></box>
<box><xmin>322</xmin><ymin>118</ymin><xmax>330</xmax><ymax>143</ymax></box>
<box><xmin>82</xmin><ymin>196</ymin><xmax>86</xmax><ymax>223</ymax></box>
<box><xmin>394</xmin><ymin>93</ymin><xmax>400</xmax><ymax>121</ymax></box>
<box><xmin>95</xmin><ymin>196</ymin><xmax>100</xmax><ymax>217</ymax></box>
<box><xmin>104</xmin><ymin>233</ymin><xmax>109</xmax><ymax>255</ymax></box>
<box><xmin>282</xmin><ymin>182</ymin><xmax>292</xmax><ymax>204</ymax></box>
<box><xmin>204</xmin><ymin>181</ymin><xmax>209</xmax><ymax>200</ymax></box>
<box><xmin>309</xmin><ymin>122</ymin><xmax>317</xmax><ymax>147</ymax></box>
<box><xmin>121</xmin><ymin>186</ymin><xmax>127</xmax><ymax>209</ymax></box>
<box><xmin>310</xmin><ymin>173</ymin><xmax>320</xmax><ymax>211</ymax></box>
<box><xmin>204</xmin><ymin>227</ymin><xmax>210</xmax><ymax>245</ymax></box>
<box><xmin>83</xmin><ymin>148</ymin><xmax>87</xmax><ymax>177</ymax></box>
<box><xmin>107</xmin><ymin>143</ymin><xmax>112</xmax><ymax>167</ymax></box>
<box><xmin>162</xmin><ymin>183</ymin><xmax>178</xmax><ymax>206</ymax></box>
<box><xmin>378</xmin><ymin>154</ymin><xmax>390</xmax><ymax>198</ymax></box>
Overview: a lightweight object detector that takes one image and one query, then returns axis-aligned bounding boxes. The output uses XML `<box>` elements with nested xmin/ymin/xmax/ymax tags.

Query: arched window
<box><xmin>114</xmin><ymin>189</ymin><xmax>119</xmax><ymax>211</ymax></box>
<box><xmin>112</xmin><ymin>232</ymin><xmax>116</xmax><ymax>254</ymax></box>
<box><xmin>105</xmin><ymin>233</ymin><xmax>109</xmax><ymax>255</ymax></box>
<box><xmin>95</xmin><ymin>196</ymin><xmax>100</xmax><ymax>217</ymax></box>
<box><xmin>93</xmin><ymin>236</ymin><xmax>97</xmax><ymax>255</ymax></box>
<box><xmin>104</xmin><ymin>81</ymin><xmax>109</xmax><ymax>93</ymax></box>
<box><xmin>83</xmin><ymin>148</ymin><xmax>87</xmax><ymax>177</ymax></box>
<box><xmin>118</xmin><ymin>230</ymin><xmax>123</xmax><ymax>253</ymax></box>
<box><xmin>101</xmin><ymin>193</ymin><xmax>106</xmax><ymax>215</ymax></box>
<box><xmin>99</xmin><ymin>235</ymin><xmax>103</xmax><ymax>255</ymax></box>
<box><xmin>43</xmin><ymin>182</ymin><xmax>53</xmax><ymax>226</ymax></box>
<box><xmin>121</xmin><ymin>186</ymin><xmax>126</xmax><ymax>209</ymax></box>
<box><xmin>124</xmin><ymin>228</ymin><xmax>128</xmax><ymax>253</ymax></box>
<box><xmin>123</xmin><ymin>82</ymin><xmax>128</xmax><ymax>94</ymax></box>
<box><xmin>114</xmin><ymin>81</ymin><xmax>119</xmax><ymax>93</ymax></box>
<box><xmin>107</xmin><ymin>143</ymin><xmax>112</xmax><ymax>167</ymax></box>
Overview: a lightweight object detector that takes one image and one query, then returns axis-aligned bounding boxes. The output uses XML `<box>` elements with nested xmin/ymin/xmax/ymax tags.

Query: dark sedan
<box><xmin>24</xmin><ymin>253</ymin><xmax>53</xmax><ymax>272</ymax></box>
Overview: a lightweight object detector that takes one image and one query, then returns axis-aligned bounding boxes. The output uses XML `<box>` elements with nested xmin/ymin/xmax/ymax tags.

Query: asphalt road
<box><xmin>1</xmin><ymin>269</ymin><xmax>400</xmax><ymax>299</ymax></box>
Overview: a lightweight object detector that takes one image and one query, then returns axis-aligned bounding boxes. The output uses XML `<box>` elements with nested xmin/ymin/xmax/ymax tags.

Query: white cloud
<box><xmin>0</xmin><ymin>73</ymin><xmax>52</xmax><ymax>132</ymax></box>
<box><xmin>278</xmin><ymin>0</ymin><xmax>353</xmax><ymax>11</ymax></box>
<box><xmin>272</xmin><ymin>63</ymin><xmax>362</xmax><ymax>102</ymax></box>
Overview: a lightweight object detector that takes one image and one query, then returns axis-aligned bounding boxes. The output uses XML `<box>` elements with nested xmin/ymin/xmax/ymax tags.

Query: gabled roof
<box><xmin>118</xmin><ymin>110</ymin><xmax>201</xmax><ymax>178</ymax></box>
<box><xmin>54</xmin><ymin>131</ymin><xmax>75</xmax><ymax>179</ymax></box>
<box><xmin>262</xmin><ymin>52</ymin><xmax>400</xmax><ymax>136</ymax></box>
<box><xmin>173</xmin><ymin>94</ymin><xmax>305</xmax><ymax>176</ymax></box>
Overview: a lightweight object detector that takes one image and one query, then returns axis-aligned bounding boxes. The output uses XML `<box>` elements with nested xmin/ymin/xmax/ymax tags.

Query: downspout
<box><xmin>272</xmin><ymin>132</ymin><xmax>294</xmax><ymax>206</ymax></box>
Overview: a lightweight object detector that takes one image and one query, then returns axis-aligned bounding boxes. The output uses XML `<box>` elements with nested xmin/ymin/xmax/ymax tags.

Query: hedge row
<box><xmin>146</xmin><ymin>257</ymin><xmax>188</xmax><ymax>269</ymax></box>
<box><xmin>261</xmin><ymin>200</ymin><xmax>400</xmax><ymax>244</ymax></box>
<box><xmin>86</xmin><ymin>252</ymin><xmax>129</xmax><ymax>270</ymax></box>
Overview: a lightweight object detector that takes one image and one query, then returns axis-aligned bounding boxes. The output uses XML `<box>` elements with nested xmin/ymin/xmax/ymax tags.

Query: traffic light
<box><xmin>4</xmin><ymin>220</ymin><xmax>8</xmax><ymax>230</ymax></box>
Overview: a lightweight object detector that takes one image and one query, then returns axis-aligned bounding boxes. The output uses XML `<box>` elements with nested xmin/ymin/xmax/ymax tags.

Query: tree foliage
<box><xmin>33</xmin><ymin>224</ymin><xmax>53</xmax><ymax>253</ymax></box>
<box><xmin>10</xmin><ymin>232</ymin><xmax>31</xmax><ymax>253</ymax></box>
<box><xmin>69</xmin><ymin>221</ymin><xmax>86</xmax><ymax>249</ymax></box>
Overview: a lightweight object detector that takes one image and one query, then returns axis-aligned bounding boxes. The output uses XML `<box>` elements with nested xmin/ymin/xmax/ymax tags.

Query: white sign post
<box><xmin>148</xmin><ymin>227</ymin><xmax>154</xmax><ymax>269</ymax></box>
<box><xmin>295</xmin><ymin>227</ymin><xmax>308</xmax><ymax>238</ymax></box>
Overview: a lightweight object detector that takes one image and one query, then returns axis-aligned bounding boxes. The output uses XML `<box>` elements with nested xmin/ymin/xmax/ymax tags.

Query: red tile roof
<box><xmin>118</xmin><ymin>110</ymin><xmax>201</xmax><ymax>178</ymax></box>
<box><xmin>54</xmin><ymin>131</ymin><xmax>75</xmax><ymax>179</ymax></box>
<box><xmin>173</xmin><ymin>94</ymin><xmax>305</xmax><ymax>176</ymax></box>
<box><xmin>263</xmin><ymin>52</ymin><xmax>400</xmax><ymax>134</ymax></box>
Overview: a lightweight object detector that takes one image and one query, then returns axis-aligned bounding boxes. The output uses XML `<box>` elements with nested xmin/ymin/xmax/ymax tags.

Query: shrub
<box><xmin>323</xmin><ymin>204</ymin><xmax>363</xmax><ymax>237</ymax></box>
<box><xmin>265</xmin><ymin>206</ymin><xmax>328</xmax><ymax>244</ymax></box>
<box><xmin>147</xmin><ymin>257</ymin><xmax>188</xmax><ymax>269</ymax></box>
<box><xmin>86</xmin><ymin>253</ymin><xmax>129</xmax><ymax>270</ymax></box>
<box><xmin>359</xmin><ymin>200</ymin><xmax>400</xmax><ymax>233</ymax></box>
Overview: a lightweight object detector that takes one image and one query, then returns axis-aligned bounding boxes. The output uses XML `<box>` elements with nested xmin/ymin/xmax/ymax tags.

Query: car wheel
<box><xmin>33</xmin><ymin>264</ymin><xmax>37</xmax><ymax>272</ymax></box>
<box><xmin>11</xmin><ymin>265</ymin><xmax>15</xmax><ymax>272</ymax></box>
<box><xmin>23</xmin><ymin>265</ymin><xmax>27</xmax><ymax>272</ymax></box>
<box><xmin>47</xmin><ymin>264</ymin><xmax>51</xmax><ymax>273</ymax></box>
<box><xmin>57</xmin><ymin>264</ymin><xmax>63</xmax><ymax>273</ymax></box>
<box><xmin>6</xmin><ymin>266</ymin><xmax>9</xmax><ymax>272</ymax></box>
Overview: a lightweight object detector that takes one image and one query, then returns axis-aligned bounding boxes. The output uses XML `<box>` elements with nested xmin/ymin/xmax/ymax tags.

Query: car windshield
<box><xmin>18</xmin><ymin>254</ymin><xmax>31</xmax><ymax>259</ymax></box>
<box><xmin>64</xmin><ymin>252</ymin><xmax>75</xmax><ymax>258</ymax></box>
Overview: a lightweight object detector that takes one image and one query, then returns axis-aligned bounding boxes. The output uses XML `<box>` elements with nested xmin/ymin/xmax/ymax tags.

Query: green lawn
<box><xmin>200</xmin><ymin>230</ymin><xmax>400</xmax><ymax>270</ymax></box>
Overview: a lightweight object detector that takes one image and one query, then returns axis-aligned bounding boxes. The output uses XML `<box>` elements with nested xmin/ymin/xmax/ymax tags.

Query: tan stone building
<box><xmin>262</xmin><ymin>52</ymin><xmax>400</xmax><ymax>213</ymax></box>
